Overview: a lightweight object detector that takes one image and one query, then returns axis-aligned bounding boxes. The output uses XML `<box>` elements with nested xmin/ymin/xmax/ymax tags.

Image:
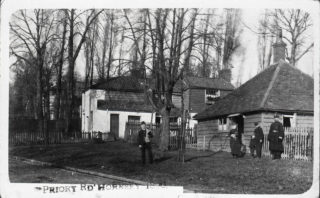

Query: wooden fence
<box><xmin>9</xmin><ymin>118</ymin><xmax>84</xmax><ymax>146</ymax></box>
<box><xmin>124</xmin><ymin>122</ymin><xmax>161</xmax><ymax>146</ymax></box>
<box><xmin>259</xmin><ymin>127</ymin><xmax>313</xmax><ymax>161</ymax></box>
<box><xmin>123</xmin><ymin>123</ymin><xmax>313</xmax><ymax>161</ymax></box>
<box><xmin>124</xmin><ymin>122</ymin><xmax>197</xmax><ymax>150</ymax></box>
<box><xmin>168</xmin><ymin>127</ymin><xmax>197</xmax><ymax>150</ymax></box>
<box><xmin>202</xmin><ymin>127</ymin><xmax>314</xmax><ymax>161</ymax></box>
<box><xmin>9</xmin><ymin>130</ymin><xmax>89</xmax><ymax>145</ymax></box>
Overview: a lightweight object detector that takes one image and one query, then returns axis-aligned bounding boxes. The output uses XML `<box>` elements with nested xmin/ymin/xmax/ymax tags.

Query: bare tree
<box><xmin>10</xmin><ymin>9</ymin><xmax>56</xmax><ymax>138</ymax></box>
<box><xmin>257</xmin><ymin>10</ymin><xmax>273</xmax><ymax>71</ymax></box>
<box><xmin>191</xmin><ymin>9</ymin><xmax>242</xmax><ymax>77</ymax></box>
<box><xmin>65</xmin><ymin>9</ymin><xmax>103</xmax><ymax>135</ymax></box>
<box><xmin>54</xmin><ymin>10</ymin><xmax>68</xmax><ymax>119</ymax></box>
<box><xmin>124</xmin><ymin>9</ymin><xmax>202</xmax><ymax>153</ymax></box>
<box><xmin>261</xmin><ymin>9</ymin><xmax>313</xmax><ymax>67</ymax></box>
<box><xmin>221</xmin><ymin>9</ymin><xmax>242</xmax><ymax>70</ymax></box>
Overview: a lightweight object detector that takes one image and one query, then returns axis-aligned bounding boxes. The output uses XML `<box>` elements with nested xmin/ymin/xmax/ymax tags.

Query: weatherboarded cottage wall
<box><xmin>197</xmin><ymin>115</ymin><xmax>263</xmax><ymax>151</ymax></box>
<box><xmin>197</xmin><ymin>112</ymin><xmax>314</xmax><ymax>152</ymax></box>
<box><xmin>196</xmin><ymin>119</ymin><xmax>219</xmax><ymax>150</ymax></box>
<box><xmin>242</xmin><ymin>113</ymin><xmax>263</xmax><ymax>146</ymax></box>
<box><xmin>296</xmin><ymin>115</ymin><xmax>313</xmax><ymax>128</ymax></box>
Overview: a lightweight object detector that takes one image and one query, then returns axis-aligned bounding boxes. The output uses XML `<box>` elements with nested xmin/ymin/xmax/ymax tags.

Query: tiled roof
<box><xmin>97</xmin><ymin>99</ymin><xmax>153</xmax><ymax>112</ymax></box>
<box><xmin>194</xmin><ymin>60</ymin><xmax>314</xmax><ymax>120</ymax></box>
<box><xmin>90</xmin><ymin>76</ymin><xmax>145</xmax><ymax>92</ymax></box>
<box><xmin>173</xmin><ymin>76</ymin><xmax>234</xmax><ymax>93</ymax></box>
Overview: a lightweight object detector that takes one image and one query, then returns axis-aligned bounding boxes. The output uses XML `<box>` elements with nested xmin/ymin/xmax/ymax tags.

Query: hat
<box><xmin>141</xmin><ymin>121</ymin><xmax>146</xmax><ymax>125</ymax></box>
<box><xmin>254</xmin><ymin>122</ymin><xmax>259</xmax><ymax>126</ymax></box>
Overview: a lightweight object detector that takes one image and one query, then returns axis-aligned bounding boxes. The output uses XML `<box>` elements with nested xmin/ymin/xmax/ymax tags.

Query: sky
<box><xmin>9</xmin><ymin>8</ymin><xmax>315</xmax><ymax>86</ymax></box>
<box><xmin>230</xmin><ymin>9</ymin><xmax>314</xmax><ymax>86</ymax></box>
<box><xmin>73</xmin><ymin>8</ymin><xmax>315</xmax><ymax>87</ymax></box>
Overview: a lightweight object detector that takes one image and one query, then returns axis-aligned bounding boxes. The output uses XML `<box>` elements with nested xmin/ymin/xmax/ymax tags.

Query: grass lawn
<box><xmin>9</xmin><ymin>141</ymin><xmax>313</xmax><ymax>194</ymax></box>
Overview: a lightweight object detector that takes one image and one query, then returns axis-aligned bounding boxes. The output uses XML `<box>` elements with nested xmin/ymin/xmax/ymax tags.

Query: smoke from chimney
<box><xmin>219</xmin><ymin>69</ymin><xmax>232</xmax><ymax>83</ymax></box>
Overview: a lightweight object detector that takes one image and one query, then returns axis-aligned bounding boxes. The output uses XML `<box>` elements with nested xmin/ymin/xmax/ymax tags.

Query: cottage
<box><xmin>81</xmin><ymin>76</ymin><xmax>156</xmax><ymax>139</ymax></box>
<box><xmin>194</xmin><ymin>31</ymin><xmax>314</xmax><ymax>151</ymax></box>
<box><xmin>172</xmin><ymin>74</ymin><xmax>234</xmax><ymax>128</ymax></box>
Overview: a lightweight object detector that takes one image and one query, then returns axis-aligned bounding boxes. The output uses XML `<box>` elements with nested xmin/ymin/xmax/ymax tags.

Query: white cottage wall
<box><xmin>81</xmin><ymin>89</ymin><xmax>155</xmax><ymax>138</ymax></box>
<box><xmin>93</xmin><ymin>110</ymin><xmax>155</xmax><ymax>138</ymax></box>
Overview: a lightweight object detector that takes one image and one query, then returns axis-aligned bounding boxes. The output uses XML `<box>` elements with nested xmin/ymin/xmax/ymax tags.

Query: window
<box><xmin>283</xmin><ymin>114</ymin><xmax>296</xmax><ymax>128</ymax></box>
<box><xmin>205</xmin><ymin>89</ymin><xmax>220</xmax><ymax>104</ymax></box>
<box><xmin>169</xmin><ymin>117</ymin><xmax>178</xmax><ymax>123</ymax></box>
<box><xmin>218</xmin><ymin>117</ymin><xmax>228</xmax><ymax>131</ymax></box>
<box><xmin>97</xmin><ymin>100</ymin><xmax>107</xmax><ymax>110</ymax></box>
<box><xmin>128</xmin><ymin>116</ymin><xmax>141</xmax><ymax>123</ymax></box>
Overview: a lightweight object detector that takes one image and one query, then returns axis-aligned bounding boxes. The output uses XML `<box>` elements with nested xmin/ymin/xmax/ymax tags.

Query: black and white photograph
<box><xmin>0</xmin><ymin>0</ymin><xmax>319</xmax><ymax>197</ymax></box>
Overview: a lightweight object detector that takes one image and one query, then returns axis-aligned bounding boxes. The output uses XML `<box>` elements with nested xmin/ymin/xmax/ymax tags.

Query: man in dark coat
<box><xmin>137</xmin><ymin>121</ymin><xmax>153</xmax><ymax>164</ymax></box>
<box><xmin>267</xmin><ymin>114</ymin><xmax>285</xmax><ymax>159</ymax></box>
<box><xmin>249</xmin><ymin>122</ymin><xmax>264</xmax><ymax>158</ymax></box>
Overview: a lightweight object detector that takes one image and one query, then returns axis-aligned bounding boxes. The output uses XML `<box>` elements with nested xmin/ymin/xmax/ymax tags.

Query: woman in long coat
<box><xmin>229</xmin><ymin>124</ymin><xmax>242</xmax><ymax>158</ymax></box>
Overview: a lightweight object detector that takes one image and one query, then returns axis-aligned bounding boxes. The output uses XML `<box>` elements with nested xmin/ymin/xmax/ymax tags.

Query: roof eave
<box><xmin>194</xmin><ymin>108</ymin><xmax>314</xmax><ymax>121</ymax></box>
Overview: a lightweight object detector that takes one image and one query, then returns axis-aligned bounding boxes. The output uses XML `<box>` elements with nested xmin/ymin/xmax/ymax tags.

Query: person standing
<box><xmin>249</xmin><ymin>122</ymin><xmax>264</xmax><ymax>158</ymax></box>
<box><xmin>267</xmin><ymin>114</ymin><xmax>285</xmax><ymax>160</ymax></box>
<box><xmin>138</xmin><ymin>121</ymin><xmax>153</xmax><ymax>164</ymax></box>
<box><xmin>229</xmin><ymin>123</ymin><xmax>242</xmax><ymax>158</ymax></box>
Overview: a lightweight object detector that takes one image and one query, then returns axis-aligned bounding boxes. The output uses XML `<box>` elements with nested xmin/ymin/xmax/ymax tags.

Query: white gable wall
<box><xmin>81</xmin><ymin>89</ymin><xmax>155</xmax><ymax>138</ymax></box>
<box><xmin>94</xmin><ymin>110</ymin><xmax>155</xmax><ymax>138</ymax></box>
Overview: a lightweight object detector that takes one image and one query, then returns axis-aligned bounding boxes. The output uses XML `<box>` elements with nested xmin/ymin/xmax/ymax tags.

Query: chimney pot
<box><xmin>272</xmin><ymin>28</ymin><xmax>287</xmax><ymax>63</ymax></box>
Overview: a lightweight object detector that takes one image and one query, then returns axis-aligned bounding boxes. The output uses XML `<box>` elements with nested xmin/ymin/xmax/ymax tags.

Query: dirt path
<box><xmin>9</xmin><ymin>158</ymin><xmax>129</xmax><ymax>184</ymax></box>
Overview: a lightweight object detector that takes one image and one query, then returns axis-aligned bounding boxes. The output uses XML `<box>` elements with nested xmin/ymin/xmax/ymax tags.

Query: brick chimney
<box><xmin>272</xmin><ymin>28</ymin><xmax>287</xmax><ymax>63</ymax></box>
<box><xmin>219</xmin><ymin>69</ymin><xmax>232</xmax><ymax>82</ymax></box>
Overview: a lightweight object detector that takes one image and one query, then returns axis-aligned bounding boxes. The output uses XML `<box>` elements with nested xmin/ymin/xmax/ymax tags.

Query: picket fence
<box><xmin>200</xmin><ymin>127</ymin><xmax>314</xmax><ymax>161</ymax></box>
<box><xmin>9</xmin><ymin>131</ymin><xmax>88</xmax><ymax>145</ymax></box>
<box><xmin>124</xmin><ymin>122</ymin><xmax>197</xmax><ymax>150</ymax></box>
<box><xmin>168</xmin><ymin>127</ymin><xmax>197</xmax><ymax>150</ymax></box>
<box><xmin>9</xmin><ymin>130</ymin><xmax>111</xmax><ymax>146</ymax></box>
<box><xmin>260</xmin><ymin>127</ymin><xmax>313</xmax><ymax>161</ymax></box>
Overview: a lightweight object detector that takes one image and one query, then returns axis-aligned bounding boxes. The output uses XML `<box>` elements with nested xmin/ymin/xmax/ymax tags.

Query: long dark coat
<box><xmin>267</xmin><ymin>121</ymin><xmax>285</xmax><ymax>152</ymax></box>
<box><xmin>250</xmin><ymin>126</ymin><xmax>264</xmax><ymax>148</ymax></box>
<box><xmin>229</xmin><ymin>129</ymin><xmax>241</xmax><ymax>155</ymax></box>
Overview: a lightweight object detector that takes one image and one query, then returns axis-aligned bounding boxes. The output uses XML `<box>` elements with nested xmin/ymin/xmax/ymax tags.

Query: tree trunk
<box><xmin>106</xmin><ymin>12</ymin><xmax>114</xmax><ymax>81</ymax></box>
<box><xmin>159</xmin><ymin>107</ymin><xmax>170</xmax><ymax>152</ymax></box>
<box><xmin>44</xmin><ymin>76</ymin><xmax>50</xmax><ymax>145</ymax></box>
<box><xmin>55</xmin><ymin>15</ymin><xmax>67</xmax><ymax>119</ymax></box>
<box><xmin>66</xmin><ymin>9</ymin><xmax>75</xmax><ymax>136</ymax></box>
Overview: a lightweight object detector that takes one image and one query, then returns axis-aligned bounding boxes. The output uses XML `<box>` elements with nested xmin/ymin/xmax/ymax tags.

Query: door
<box><xmin>110</xmin><ymin>114</ymin><xmax>119</xmax><ymax>139</ymax></box>
<box><xmin>234</xmin><ymin>115</ymin><xmax>244</xmax><ymax>144</ymax></box>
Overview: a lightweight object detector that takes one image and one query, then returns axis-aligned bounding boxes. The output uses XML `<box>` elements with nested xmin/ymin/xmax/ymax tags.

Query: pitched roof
<box><xmin>97</xmin><ymin>98</ymin><xmax>153</xmax><ymax>112</ymax></box>
<box><xmin>90</xmin><ymin>76</ymin><xmax>145</xmax><ymax>92</ymax></box>
<box><xmin>97</xmin><ymin>97</ymin><xmax>181</xmax><ymax>115</ymax></box>
<box><xmin>186</xmin><ymin>76</ymin><xmax>235</xmax><ymax>90</ymax></box>
<box><xmin>173</xmin><ymin>76</ymin><xmax>234</xmax><ymax>93</ymax></box>
<box><xmin>194</xmin><ymin>60</ymin><xmax>314</xmax><ymax>120</ymax></box>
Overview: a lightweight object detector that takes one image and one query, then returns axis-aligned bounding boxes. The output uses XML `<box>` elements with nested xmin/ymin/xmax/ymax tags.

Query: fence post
<box><xmin>203</xmin><ymin>136</ymin><xmax>205</xmax><ymax>151</ymax></box>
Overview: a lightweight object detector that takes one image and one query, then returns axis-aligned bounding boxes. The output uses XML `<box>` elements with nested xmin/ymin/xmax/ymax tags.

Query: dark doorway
<box><xmin>234</xmin><ymin>115</ymin><xmax>244</xmax><ymax>144</ymax></box>
<box><xmin>283</xmin><ymin>117</ymin><xmax>291</xmax><ymax>127</ymax></box>
<box><xmin>110</xmin><ymin>114</ymin><xmax>119</xmax><ymax>139</ymax></box>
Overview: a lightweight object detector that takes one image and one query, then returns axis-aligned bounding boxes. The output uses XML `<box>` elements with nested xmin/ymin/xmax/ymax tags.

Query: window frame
<box><xmin>282</xmin><ymin>114</ymin><xmax>296</xmax><ymax>128</ymax></box>
<box><xmin>128</xmin><ymin>115</ymin><xmax>141</xmax><ymax>124</ymax></box>
<box><xmin>205</xmin><ymin>89</ymin><xmax>221</xmax><ymax>104</ymax></box>
<box><xmin>218</xmin><ymin>117</ymin><xmax>228</xmax><ymax>131</ymax></box>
